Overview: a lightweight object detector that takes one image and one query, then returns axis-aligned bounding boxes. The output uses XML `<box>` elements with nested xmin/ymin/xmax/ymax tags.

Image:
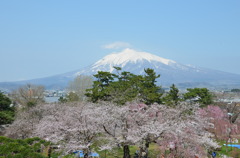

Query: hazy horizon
<box><xmin>1</xmin><ymin>1</ymin><xmax>239</xmax><ymax>82</ymax></box>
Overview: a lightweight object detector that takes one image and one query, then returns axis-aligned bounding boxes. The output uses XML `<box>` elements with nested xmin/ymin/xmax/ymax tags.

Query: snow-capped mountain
<box><xmin>70</xmin><ymin>48</ymin><xmax>240</xmax><ymax>88</ymax></box>
<box><xmin>74</xmin><ymin>48</ymin><xmax>177</xmax><ymax>75</ymax></box>
<box><xmin>1</xmin><ymin>48</ymin><xmax>240</xmax><ymax>90</ymax></box>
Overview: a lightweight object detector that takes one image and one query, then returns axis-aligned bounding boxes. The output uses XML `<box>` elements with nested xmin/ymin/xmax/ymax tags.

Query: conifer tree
<box><xmin>0</xmin><ymin>92</ymin><xmax>15</xmax><ymax>125</ymax></box>
<box><xmin>86</xmin><ymin>68</ymin><xmax>163</xmax><ymax>105</ymax></box>
<box><xmin>85</xmin><ymin>71</ymin><xmax>114</xmax><ymax>102</ymax></box>
<box><xmin>138</xmin><ymin>68</ymin><xmax>162</xmax><ymax>105</ymax></box>
<box><xmin>183</xmin><ymin>88</ymin><xmax>213</xmax><ymax>107</ymax></box>
<box><xmin>163</xmin><ymin>84</ymin><xmax>180</xmax><ymax>106</ymax></box>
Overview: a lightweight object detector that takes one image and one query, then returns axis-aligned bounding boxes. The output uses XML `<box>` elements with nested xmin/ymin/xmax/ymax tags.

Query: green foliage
<box><xmin>0</xmin><ymin>92</ymin><xmax>15</xmax><ymax>125</ymax></box>
<box><xmin>231</xmin><ymin>89</ymin><xmax>240</xmax><ymax>92</ymax></box>
<box><xmin>230</xmin><ymin>148</ymin><xmax>240</xmax><ymax>158</ymax></box>
<box><xmin>163</xmin><ymin>84</ymin><xmax>180</xmax><ymax>106</ymax></box>
<box><xmin>86</xmin><ymin>68</ymin><xmax>163</xmax><ymax>105</ymax></box>
<box><xmin>138</xmin><ymin>68</ymin><xmax>162</xmax><ymax>104</ymax></box>
<box><xmin>107</xmin><ymin>72</ymin><xmax>139</xmax><ymax>105</ymax></box>
<box><xmin>58</xmin><ymin>96</ymin><xmax>68</xmax><ymax>103</ymax></box>
<box><xmin>86</xmin><ymin>71</ymin><xmax>114</xmax><ymax>102</ymax></box>
<box><xmin>0</xmin><ymin>92</ymin><xmax>11</xmax><ymax>111</ymax></box>
<box><xmin>58</xmin><ymin>92</ymin><xmax>80</xmax><ymax>103</ymax></box>
<box><xmin>94</xmin><ymin>143</ymin><xmax>161</xmax><ymax>158</ymax></box>
<box><xmin>0</xmin><ymin>111</ymin><xmax>15</xmax><ymax>125</ymax></box>
<box><xmin>183</xmin><ymin>88</ymin><xmax>213</xmax><ymax>107</ymax></box>
<box><xmin>27</xmin><ymin>101</ymin><xmax>37</xmax><ymax>107</ymax></box>
<box><xmin>0</xmin><ymin>136</ymin><xmax>50</xmax><ymax>158</ymax></box>
<box><xmin>66</xmin><ymin>92</ymin><xmax>80</xmax><ymax>102</ymax></box>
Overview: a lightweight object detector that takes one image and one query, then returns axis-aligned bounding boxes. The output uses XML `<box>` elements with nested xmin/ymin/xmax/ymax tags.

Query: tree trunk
<box><xmin>138</xmin><ymin>142</ymin><xmax>149</xmax><ymax>158</ymax></box>
<box><xmin>84</xmin><ymin>153</ymin><xmax>88</xmax><ymax>158</ymax></box>
<box><xmin>123</xmin><ymin>145</ymin><xmax>131</xmax><ymax>158</ymax></box>
<box><xmin>143</xmin><ymin>141</ymin><xmax>149</xmax><ymax>158</ymax></box>
<box><xmin>137</xmin><ymin>146</ymin><xmax>143</xmax><ymax>158</ymax></box>
<box><xmin>84</xmin><ymin>148</ymin><xmax>90</xmax><ymax>158</ymax></box>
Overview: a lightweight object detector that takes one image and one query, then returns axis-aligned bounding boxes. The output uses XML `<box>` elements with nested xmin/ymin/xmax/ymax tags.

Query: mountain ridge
<box><xmin>1</xmin><ymin>49</ymin><xmax>240</xmax><ymax>91</ymax></box>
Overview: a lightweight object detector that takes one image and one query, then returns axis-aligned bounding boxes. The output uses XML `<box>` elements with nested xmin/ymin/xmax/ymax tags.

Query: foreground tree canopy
<box><xmin>0</xmin><ymin>136</ymin><xmax>51</xmax><ymax>158</ymax></box>
<box><xmin>3</xmin><ymin>68</ymin><xmax>217</xmax><ymax>158</ymax></box>
<box><xmin>85</xmin><ymin>67</ymin><xmax>163</xmax><ymax>105</ymax></box>
<box><xmin>5</xmin><ymin>101</ymin><xmax>219</xmax><ymax>158</ymax></box>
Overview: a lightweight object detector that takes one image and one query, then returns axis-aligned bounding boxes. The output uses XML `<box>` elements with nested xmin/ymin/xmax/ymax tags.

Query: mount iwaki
<box><xmin>1</xmin><ymin>48</ymin><xmax>240</xmax><ymax>90</ymax></box>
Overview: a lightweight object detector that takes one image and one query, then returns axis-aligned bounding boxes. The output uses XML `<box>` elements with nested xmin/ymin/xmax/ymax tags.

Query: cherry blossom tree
<box><xmin>146</xmin><ymin>102</ymin><xmax>219</xmax><ymax>158</ymax></box>
<box><xmin>98</xmin><ymin>103</ymin><xmax>143</xmax><ymax>158</ymax></box>
<box><xmin>199</xmin><ymin>105</ymin><xmax>240</xmax><ymax>154</ymax></box>
<box><xmin>99</xmin><ymin>102</ymin><xmax>218</xmax><ymax>158</ymax></box>
<box><xmin>5</xmin><ymin>101</ymin><xmax>219</xmax><ymax>158</ymax></box>
<box><xmin>5</xmin><ymin>102</ymin><xmax>105</xmax><ymax>157</ymax></box>
<box><xmin>5</xmin><ymin>104</ymin><xmax>45</xmax><ymax>139</ymax></box>
<box><xmin>199</xmin><ymin>105</ymin><xmax>229</xmax><ymax>140</ymax></box>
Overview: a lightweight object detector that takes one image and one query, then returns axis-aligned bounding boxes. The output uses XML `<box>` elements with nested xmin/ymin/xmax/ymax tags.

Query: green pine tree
<box><xmin>86</xmin><ymin>68</ymin><xmax>163</xmax><ymax>105</ymax></box>
<box><xmin>163</xmin><ymin>84</ymin><xmax>180</xmax><ymax>106</ymax></box>
<box><xmin>138</xmin><ymin>68</ymin><xmax>162</xmax><ymax>105</ymax></box>
<box><xmin>85</xmin><ymin>71</ymin><xmax>114</xmax><ymax>102</ymax></box>
<box><xmin>0</xmin><ymin>92</ymin><xmax>15</xmax><ymax>125</ymax></box>
<box><xmin>183</xmin><ymin>88</ymin><xmax>213</xmax><ymax>107</ymax></box>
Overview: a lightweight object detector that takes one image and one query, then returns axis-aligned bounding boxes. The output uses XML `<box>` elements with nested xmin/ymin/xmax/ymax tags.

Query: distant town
<box><xmin>44</xmin><ymin>90</ymin><xmax>66</xmax><ymax>98</ymax></box>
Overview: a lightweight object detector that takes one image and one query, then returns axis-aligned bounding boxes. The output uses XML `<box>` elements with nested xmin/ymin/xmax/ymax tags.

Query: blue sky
<box><xmin>0</xmin><ymin>0</ymin><xmax>239</xmax><ymax>82</ymax></box>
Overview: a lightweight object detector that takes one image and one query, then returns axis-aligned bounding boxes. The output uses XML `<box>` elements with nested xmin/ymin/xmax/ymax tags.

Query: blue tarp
<box><xmin>73</xmin><ymin>150</ymin><xmax>100</xmax><ymax>157</ymax></box>
<box><xmin>224</xmin><ymin>144</ymin><xmax>240</xmax><ymax>149</ymax></box>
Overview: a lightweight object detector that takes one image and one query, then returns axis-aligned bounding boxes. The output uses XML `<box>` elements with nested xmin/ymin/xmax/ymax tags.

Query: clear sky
<box><xmin>0</xmin><ymin>0</ymin><xmax>239</xmax><ymax>82</ymax></box>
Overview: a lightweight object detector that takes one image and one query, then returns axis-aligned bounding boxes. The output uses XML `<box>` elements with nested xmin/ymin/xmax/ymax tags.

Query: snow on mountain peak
<box><xmin>93</xmin><ymin>48</ymin><xmax>176</xmax><ymax>68</ymax></box>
